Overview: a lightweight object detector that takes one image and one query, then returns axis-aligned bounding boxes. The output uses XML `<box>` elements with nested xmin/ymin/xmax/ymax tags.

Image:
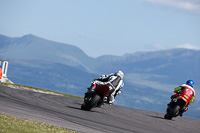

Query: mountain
<box><xmin>0</xmin><ymin>34</ymin><xmax>19</xmax><ymax>47</ymax></box>
<box><xmin>102</xmin><ymin>49</ymin><xmax>200</xmax><ymax>86</ymax></box>
<box><xmin>0</xmin><ymin>34</ymin><xmax>99</xmax><ymax>96</ymax></box>
<box><xmin>0</xmin><ymin>34</ymin><xmax>199</xmax><ymax>119</ymax></box>
<box><xmin>0</xmin><ymin>34</ymin><xmax>97</xmax><ymax>72</ymax></box>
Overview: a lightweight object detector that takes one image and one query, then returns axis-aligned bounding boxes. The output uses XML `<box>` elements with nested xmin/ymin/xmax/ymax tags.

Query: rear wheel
<box><xmin>81</xmin><ymin>94</ymin><xmax>101</xmax><ymax>111</ymax></box>
<box><xmin>164</xmin><ymin>105</ymin><xmax>180</xmax><ymax>120</ymax></box>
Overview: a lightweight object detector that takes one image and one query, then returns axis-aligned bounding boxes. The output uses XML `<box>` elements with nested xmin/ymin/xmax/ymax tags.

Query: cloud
<box><xmin>177</xmin><ymin>43</ymin><xmax>200</xmax><ymax>50</ymax></box>
<box><xmin>152</xmin><ymin>44</ymin><xmax>166</xmax><ymax>50</ymax></box>
<box><xmin>144</xmin><ymin>44</ymin><xmax>167</xmax><ymax>51</ymax></box>
<box><xmin>142</xmin><ymin>0</ymin><xmax>200</xmax><ymax>14</ymax></box>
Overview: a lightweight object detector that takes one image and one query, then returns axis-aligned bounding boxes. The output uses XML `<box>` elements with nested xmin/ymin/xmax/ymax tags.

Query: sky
<box><xmin>0</xmin><ymin>0</ymin><xmax>200</xmax><ymax>57</ymax></box>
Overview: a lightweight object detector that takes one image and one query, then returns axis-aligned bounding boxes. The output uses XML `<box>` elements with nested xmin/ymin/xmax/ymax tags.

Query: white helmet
<box><xmin>114</xmin><ymin>70</ymin><xmax>124</xmax><ymax>79</ymax></box>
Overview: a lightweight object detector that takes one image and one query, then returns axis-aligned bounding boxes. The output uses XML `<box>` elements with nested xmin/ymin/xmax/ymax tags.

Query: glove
<box><xmin>92</xmin><ymin>80</ymin><xmax>104</xmax><ymax>85</ymax></box>
<box><xmin>177</xmin><ymin>90</ymin><xmax>182</xmax><ymax>94</ymax></box>
<box><xmin>99</xmin><ymin>75</ymin><xmax>106</xmax><ymax>79</ymax></box>
<box><xmin>91</xmin><ymin>80</ymin><xmax>96</xmax><ymax>84</ymax></box>
<box><xmin>92</xmin><ymin>80</ymin><xmax>100</xmax><ymax>83</ymax></box>
<box><xmin>99</xmin><ymin>73</ymin><xmax>113</xmax><ymax>79</ymax></box>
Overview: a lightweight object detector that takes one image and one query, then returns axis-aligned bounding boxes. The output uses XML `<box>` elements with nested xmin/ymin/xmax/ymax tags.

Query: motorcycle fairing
<box><xmin>96</xmin><ymin>85</ymin><xmax>110</xmax><ymax>97</ymax></box>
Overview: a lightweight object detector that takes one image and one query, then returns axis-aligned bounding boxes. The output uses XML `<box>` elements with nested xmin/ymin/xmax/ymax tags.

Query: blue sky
<box><xmin>0</xmin><ymin>0</ymin><xmax>200</xmax><ymax>57</ymax></box>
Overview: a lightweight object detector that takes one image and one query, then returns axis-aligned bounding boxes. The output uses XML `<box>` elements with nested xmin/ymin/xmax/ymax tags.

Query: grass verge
<box><xmin>0</xmin><ymin>113</ymin><xmax>78</xmax><ymax>133</ymax></box>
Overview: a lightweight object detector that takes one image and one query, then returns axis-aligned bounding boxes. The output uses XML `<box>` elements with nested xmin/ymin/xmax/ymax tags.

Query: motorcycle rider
<box><xmin>170</xmin><ymin>80</ymin><xmax>195</xmax><ymax>116</ymax></box>
<box><xmin>92</xmin><ymin>70</ymin><xmax>124</xmax><ymax>105</ymax></box>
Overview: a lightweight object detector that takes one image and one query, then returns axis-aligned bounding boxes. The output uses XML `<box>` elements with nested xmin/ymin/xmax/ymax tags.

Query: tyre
<box><xmin>81</xmin><ymin>104</ymin><xmax>86</xmax><ymax>110</ymax></box>
<box><xmin>172</xmin><ymin>105</ymin><xmax>180</xmax><ymax>117</ymax></box>
<box><xmin>82</xmin><ymin>94</ymin><xmax>101</xmax><ymax>111</ymax></box>
<box><xmin>164</xmin><ymin>105</ymin><xmax>180</xmax><ymax>120</ymax></box>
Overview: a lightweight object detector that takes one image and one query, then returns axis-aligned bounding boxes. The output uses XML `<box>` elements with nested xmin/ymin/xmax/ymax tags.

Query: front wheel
<box><xmin>81</xmin><ymin>94</ymin><xmax>101</xmax><ymax>111</ymax></box>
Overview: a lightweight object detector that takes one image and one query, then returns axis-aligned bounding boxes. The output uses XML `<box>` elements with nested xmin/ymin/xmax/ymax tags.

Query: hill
<box><xmin>0</xmin><ymin>34</ymin><xmax>96</xmax><ymax>72</ymax></box>
<box><xmin>0</xmin><ymin>34</ymin><xmax>199</xmax><ymax>119</ymax></box>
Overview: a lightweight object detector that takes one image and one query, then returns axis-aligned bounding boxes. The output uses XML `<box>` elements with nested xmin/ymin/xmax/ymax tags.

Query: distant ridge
<box><xmin>0</xmin><ymin>34</ymin><xmax>96</xmax><ymax>72</ymax></box>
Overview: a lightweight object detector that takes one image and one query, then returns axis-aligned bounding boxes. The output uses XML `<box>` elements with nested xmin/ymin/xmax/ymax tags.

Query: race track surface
<box><xmin>0</xmin><ymin>85</ymin><xmax>200</xmax><ymax>133</ymax></box>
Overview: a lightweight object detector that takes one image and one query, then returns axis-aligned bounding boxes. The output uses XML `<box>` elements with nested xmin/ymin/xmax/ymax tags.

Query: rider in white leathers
<box><xmin>93</xmin><ymin>70</ymin><xmax>124</xmax><ymax>104</ymax></box>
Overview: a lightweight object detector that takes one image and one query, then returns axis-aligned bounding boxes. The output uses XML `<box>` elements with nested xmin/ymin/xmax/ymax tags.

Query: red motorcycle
<box><xmin>164</xmin><ymin>90</ymin><xmax>191</xmax><ymax>120</ymax></box>
<box><xmin>81</xmin><ymin>81</ymin><xmax>110</xmax><ymax>111</ymax></box>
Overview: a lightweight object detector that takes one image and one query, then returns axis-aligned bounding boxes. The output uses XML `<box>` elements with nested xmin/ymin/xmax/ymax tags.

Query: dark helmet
<box><xmin>186</xmin><ymin>80</ymin><xmax>194</xmax><ymax>87</ymax></box>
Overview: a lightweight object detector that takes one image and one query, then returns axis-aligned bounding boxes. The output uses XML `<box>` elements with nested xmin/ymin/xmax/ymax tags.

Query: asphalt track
<box><xmin>0</xmin><ymin>85</ymin><xmax>200</xmax><ymax>133</ymax></box>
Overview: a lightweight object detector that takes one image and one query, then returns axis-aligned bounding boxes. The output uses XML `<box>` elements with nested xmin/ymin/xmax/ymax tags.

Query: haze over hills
<box><xmin>0</xmin><ymin>34</ymin><xmax>199</xmax><ymax>119</ymax></box>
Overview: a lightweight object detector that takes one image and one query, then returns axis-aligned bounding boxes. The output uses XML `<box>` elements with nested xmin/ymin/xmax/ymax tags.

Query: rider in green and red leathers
<box><xmin>170</xmin><ymin>80</ymin><xmax>195</xmax><ymax>116</ymax></box>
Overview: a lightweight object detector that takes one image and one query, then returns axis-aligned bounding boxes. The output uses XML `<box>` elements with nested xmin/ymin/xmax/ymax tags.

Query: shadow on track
<box><xmin>66</xmin><ymin>105</ymin><xmax>82</xmax><ymax>110</ymax></box>
<box><xmin>146</xmin><ymin>115</ymin><xmax>165</xmax><ymax>120</ymax></box>
<box><xmin>66</xmin><ymin>105</ymin><xmax>98</xmax><ymax>112</ymax></box>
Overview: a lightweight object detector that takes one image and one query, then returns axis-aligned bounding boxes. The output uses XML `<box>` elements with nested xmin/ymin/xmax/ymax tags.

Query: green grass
<box><xmin>0</xmin><ymin>113</ymin><xmax>78</xmax><ymax>133</ymax></box>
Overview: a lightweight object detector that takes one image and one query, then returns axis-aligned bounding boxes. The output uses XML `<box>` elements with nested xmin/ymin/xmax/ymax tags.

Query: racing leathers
<box><xmin>93</xmin><ymin>73</ymin><xmax>124</xmax><ymax>104</ymax></box>
<box><xmin>171</xmin><ymin>84</ymin><xmax>195</xmax><ymax>116</ymax></box>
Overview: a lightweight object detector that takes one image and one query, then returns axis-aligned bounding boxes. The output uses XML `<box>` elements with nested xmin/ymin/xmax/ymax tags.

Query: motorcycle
<box><xmin>81</xmin><ymin>81</ymin><xmax>110</xmax><ymax>111</ymax></box>
<box><xmin>164</xmin><ymin>90</ymin><xmax>189</xmax><ymax>120</ymax></box>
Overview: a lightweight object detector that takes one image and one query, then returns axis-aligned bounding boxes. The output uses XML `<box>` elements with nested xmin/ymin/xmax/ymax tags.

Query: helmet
<box><xmin>186</xmin><ymin>80</ymin><xmax>194</xmax><ymax>87</ymax></box>
<box><xmin>114</xmin><ymin>70</ymin><xmax>124</xmax><ymax>79</ymax></box>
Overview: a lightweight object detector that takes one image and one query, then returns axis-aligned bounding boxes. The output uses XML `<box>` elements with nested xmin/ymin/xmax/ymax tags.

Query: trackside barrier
<box><xmin>0</xmin><ymin>60</ymin><xmax>9</xmax><ymax>83</ymax></box>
